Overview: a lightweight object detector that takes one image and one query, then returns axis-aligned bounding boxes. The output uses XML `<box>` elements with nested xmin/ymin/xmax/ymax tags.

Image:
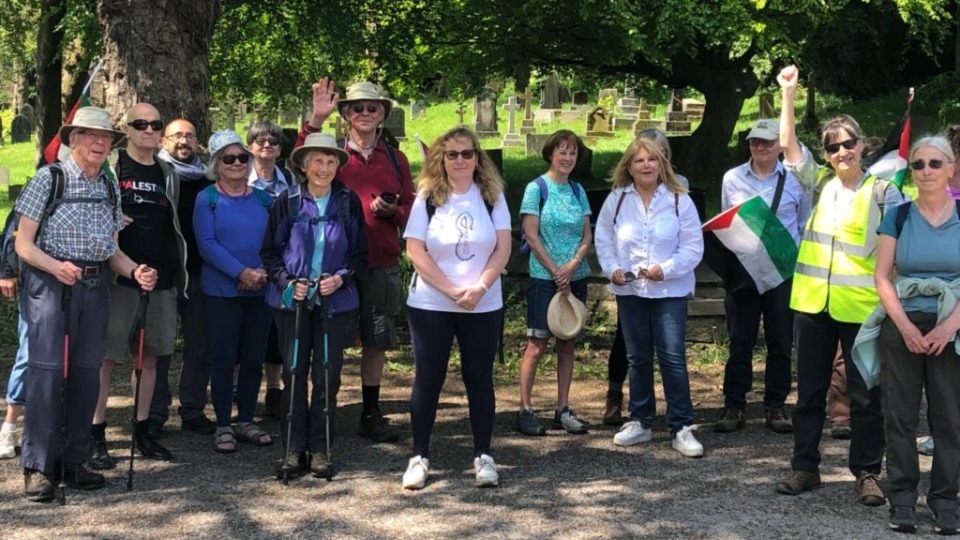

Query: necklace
<box><xmin>919</xmin><ymin>198</ymin><xmax>953</xmax><ymax>226</ymax></box>
<box><xmin>350</xmin><ymin>136</ymin><xmax>376</xmax><ymax>151</ymax></box>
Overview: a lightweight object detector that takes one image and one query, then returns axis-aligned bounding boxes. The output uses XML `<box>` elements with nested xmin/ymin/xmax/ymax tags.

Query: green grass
<box><xmin>0</xmin><ymin>137</ymin><xmax>38</xmax><ymax>221</ymax></box>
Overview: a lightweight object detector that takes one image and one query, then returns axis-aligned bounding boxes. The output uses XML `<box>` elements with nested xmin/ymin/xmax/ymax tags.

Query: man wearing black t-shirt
<box><xmin>88</xmin><ymin>103</ymin><xmax>188</xmax><ymax>468</ymax></box>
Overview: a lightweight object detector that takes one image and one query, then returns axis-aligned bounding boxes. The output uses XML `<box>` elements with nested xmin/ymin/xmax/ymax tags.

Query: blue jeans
<box><xmin>616</xmin><ymin>295</ymin><xmax>694</xmax><ymax>434</ymax></box>
<box><xmin>5</xmin><ymin>313</ymin><xmax>28</xmax><ymax>405</ymax></box>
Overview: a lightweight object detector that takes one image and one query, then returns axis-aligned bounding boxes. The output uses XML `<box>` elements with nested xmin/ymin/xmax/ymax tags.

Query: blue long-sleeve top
<box><xmin>193</xmin><ymin>187</ymin><xmax>271</xmax><ymax>297</ymax></box>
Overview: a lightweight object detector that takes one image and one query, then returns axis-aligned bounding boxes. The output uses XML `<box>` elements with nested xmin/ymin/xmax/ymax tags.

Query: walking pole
<box><xmin>57</xmin><ymin>284</ymin><xmax>72</xmax><ymax>506</ymax></box>
<box><xmin>280</xmin><ymin>279</ymin><xmax>309</xmax><ymax>485</ymax></box>
<box><xmin>320</xmin><ymin>273</ymin><xmax>334</xmax><ymax>482</ymax></box>
<box><xmin>127</xmin><ymin>289</ymin><xmax>149</xmax><ymax>491</ymax></box>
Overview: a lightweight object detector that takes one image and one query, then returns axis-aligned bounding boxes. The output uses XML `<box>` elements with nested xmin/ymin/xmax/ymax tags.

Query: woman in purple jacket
<box><xmin>260</xmin><ymin>132</ymin><xmax>367</xmax><ymax>479</ymax></box>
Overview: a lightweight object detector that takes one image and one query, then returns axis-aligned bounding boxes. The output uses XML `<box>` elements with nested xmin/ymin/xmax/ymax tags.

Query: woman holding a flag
<box><xmin>773</xmin><ymin>65</ymin><xmax>905</xmax><ymax>505</ymax></box>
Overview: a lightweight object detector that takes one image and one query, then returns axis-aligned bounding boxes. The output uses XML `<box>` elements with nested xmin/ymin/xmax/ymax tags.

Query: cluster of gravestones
<box><xmin>9</xmin><ymin>104</ymin><xmax>34</xmax><ymax>144</ymax></box>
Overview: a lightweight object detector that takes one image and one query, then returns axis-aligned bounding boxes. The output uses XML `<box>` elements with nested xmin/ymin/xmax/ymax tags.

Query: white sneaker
<box><xmin>402</xmin><ymin>456</ymin><xmax>429</xmax><ymax>490</ymax></box>
<box><xmin>613</xmin><ymin>421</ymin><xmax>652</xmax><ymax>446</ymax></box>
<box><xmin>0</xmin><ymin>427</ymin><xmax>18</xmax><ymax>459</ymax></box>
<box><xmin>473</xmin><ymin>454</ymin><xmax>499</xmax><ymax>487</ymax></box>
<box><xmin>672</xmin><ymin>425</ymin><xmax>704</xmax><ymax>457</ymax></box>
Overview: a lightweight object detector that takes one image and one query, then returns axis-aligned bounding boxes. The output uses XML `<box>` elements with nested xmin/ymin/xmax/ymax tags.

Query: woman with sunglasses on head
<box><xmin>194</xmin><ymin>131</ymin><xmax>274</xmax><ymax>454</ymax></box>
<box><xmin>773</xmin><ymin>65</ymin><xmax>906</xmax><ymax>505</ymax></box>
<box><xmin>865</xmin><ymin>136</ymin><xmax>960</xmax><ymax>534</ymax></box>
<box><xmin>400</xmin><ymin>127</ymin><xmax>511</xmax><ymax>490</ymax></box>
<box><xmin>594</xmin><ymin>138</ymin><xmax>704</xmax><ymax>458</ymax></box>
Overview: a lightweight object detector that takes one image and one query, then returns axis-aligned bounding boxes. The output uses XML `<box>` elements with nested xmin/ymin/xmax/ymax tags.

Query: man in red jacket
<box><xmin>295</xmin><ymin>77</ymin><xmax>415</xmax><ymax>443</ymax></box>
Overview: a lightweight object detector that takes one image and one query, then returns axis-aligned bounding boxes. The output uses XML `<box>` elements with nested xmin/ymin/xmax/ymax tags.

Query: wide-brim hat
<box><xmin>290</xmin><ymin>132</ymin><xmax>349</xmax><ymax>171</ymax></box>
<box><xmin>547</xmin><ymin>292</ymin><xmax>588</xmax><ymax>340</ymax></box>
<box><xmin>337</xmin><ymin>81</ymin><xmax>393</xmax><ymax>120</ymax></box>
<box><xmin>207</xmin><ymin>130</ymin><xmax>250</xmax><ymax>160</ymax></box>
<box><xmin>58</xmin><ymin>106</ymin><xmax>124</xmax><ymax>146</ymax></box>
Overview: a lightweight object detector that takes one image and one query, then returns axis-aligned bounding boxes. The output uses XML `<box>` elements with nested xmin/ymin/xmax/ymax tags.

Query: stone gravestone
<box><xmin>525</xmin><ymin>133</ymin><xmax>552</xmax><ymax>156</ymax></box>
<box><xmin>758</xmin><ymin>94</ymin><xmax>775</xmax><ymax>118</ymax></box>
<box><xmin>474</xmin><ymin>87</ymin><xmax>500</xmax><ymax>137</ymax></box>
<box><xmin>572</xmin><ymin>91</ymin><xmax>588</xmax><ymax>106</ymax></box>
<box><xmin>682</xmin><ymin>98</ymin><xmax>705</xmax><ymax>122</ymax></box>
<box><xmin>614</xmin><ymin>96</ymin><xmax>642</xmax><ymax>131</ymax></box>
<box><xmin>571</xmin><ymin>145</ymin><xmax>594</xmax><ymax>182</ymax></box>
<box><xmin>410</xmin><ymin>100</ymin><xmax>426</xmax><ymax>119</ymax></box>
<box><xmin>456</xmin><ymin>103</ymin><xmax>466</xmax><ymax>125</ymax></box>
<box><xmin>559</xmin><ymin>86</ymin><xmax>570</xmax><ymax>104</ymax></box>
<box><xmin>623</xmin><ymin>87</ymin><xmax>638</xmax><ymax>99</ymax></box>
<box><xmin>585</xmin><ymin>106</ymin><xmax>614</xmax><ymax>138</ymax></box>
<box><xmin>383</xmin><ymin>107</ymin><xmax>406</xmax><ymax>141</ymax></box>
<box><xmin>540</xmin><ymin>73</ymin><xmax>561</xmax><ymax>110</ymax></box>
<box><xmin>500</xmin><ymin>97</ymin><xmax>523</xmax><ymax>148</ymax></box>
<box><xmin>598</xmin><ymin>88</ymin><xmax>618</xmax><ymax>104</ymax></box>
<box><xmin>11</xmin><ymin>115</ymin><xmax>31</xmax><ymax>143</ymax></box>
<box><xmin>520</xmin><ymin>87</ymin><xmax>535</xmax><ymax>135</ymax></box>
<box><xmin>670</xmin><ymin>89</ymin><xmax>684</xmax><ymax>112</ymax></box>
<box><xmin>19</xmin><ymin>104</ymin><xmax>35</xmax><ymax>129</ymax></box>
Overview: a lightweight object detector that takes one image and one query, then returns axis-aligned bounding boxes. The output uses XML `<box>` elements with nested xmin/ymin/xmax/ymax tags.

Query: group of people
<box><xmin>0</xmin><ymin>65</ymin><xmax>958</xmax><ymax>536</ymax></box>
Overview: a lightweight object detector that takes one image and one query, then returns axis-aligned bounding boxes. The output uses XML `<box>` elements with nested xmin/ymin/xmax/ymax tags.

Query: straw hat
<box><xmin>547</xmin><ymin>292</ymin><xmax>588</xmax><ymax>340</ymax></box>
<box><xmin>290</xmin><ymin>132</ymin><xmax>349</xmax><ymax>171</ymax></box>
<box><xmin>337</xmin><ymin>81</ymin><xmax>393</xmax><ymax>119</ymax></box>
<box><xmin>58</xmin><ymin>106</ymin><xmax>124</xmax><ymax>146</ymax></box>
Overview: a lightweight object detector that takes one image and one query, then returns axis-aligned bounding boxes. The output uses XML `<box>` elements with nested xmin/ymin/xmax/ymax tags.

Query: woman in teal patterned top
<box><xmin>515</xmin><ymin>130</ymin><xmax>593</xmax><ymax>436</ymax></box>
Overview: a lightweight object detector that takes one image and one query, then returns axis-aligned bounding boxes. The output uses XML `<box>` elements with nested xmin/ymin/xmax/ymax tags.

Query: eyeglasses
<box><xmin>221</xmin><ymin>153</ymin><xmax>250</xmax><ymax>165</ymax></box>
<box><xmin>910</xmin><ymin>159</ymin><xmax>951</xmax><ymax>171</ymax></box>
<box><xmin>351</xmin><ymin>104</ymin><xmax>380</xmax><ymax>114</ymax></box>
<box><xmin>823</xmin><ymin>138</ymin><xmax>859</xmax><ymax>154</ymax></box>
<box><xmin>253</xmin><ymin>136</ymin><xmax>280</xmax><ymax>147</ymax></box>
<box><xmin>749</xmin><ymin>138</ymin><xmax>776</xmax><ymax>148</ymax></box>
<box><xmin>127</xmin><ymin>119</ymin><xmax>164</xmax><ymax>132</ymax></box>
<box><xmin>166</xmin><ymin>132</ymin><xmax>197</xmax><ymax>142</ymax></box>
<box><xmin>77</xmin><ymin>130</ymin><xmax>115</xmax><ymax>142</ymax></box>
<box><xmin>443</xmin><ymin>150</ymin><xmax>476</xmax><ymax>161</ymax></box>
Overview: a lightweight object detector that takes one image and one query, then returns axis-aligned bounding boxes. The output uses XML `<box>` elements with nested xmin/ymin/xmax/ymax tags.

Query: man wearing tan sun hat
<box><xmin>294</xmin><ymin>78</ymin><xmax>415</xmax><ymax>444</ymax></box>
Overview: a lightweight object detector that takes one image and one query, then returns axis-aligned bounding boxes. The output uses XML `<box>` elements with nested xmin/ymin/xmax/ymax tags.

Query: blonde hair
<box><xmin>417</xmin><ymin>127</ymin><xmax>504</xmax><ymax>207</ymax></box>
<box><xmin>610</xmin><ymin>138</ymin><xmax>687</xmax><ymax>194</ymax></box>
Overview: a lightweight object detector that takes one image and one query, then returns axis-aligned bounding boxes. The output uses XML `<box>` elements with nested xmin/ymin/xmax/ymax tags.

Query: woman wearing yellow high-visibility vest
<box><xmin>773</xmin><ymin>65</ymin><xmax>906</xmax><ymax>505</ymax></box>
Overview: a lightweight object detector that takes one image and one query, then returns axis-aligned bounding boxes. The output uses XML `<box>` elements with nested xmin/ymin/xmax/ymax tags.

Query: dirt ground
<box><xmin>0</xmin><ymin>355</ymin><xmax>940</xmax><ymax>540</ymax></box>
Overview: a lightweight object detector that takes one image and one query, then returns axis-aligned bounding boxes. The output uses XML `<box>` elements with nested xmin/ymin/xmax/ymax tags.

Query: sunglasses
<box><xmin>749</xmin><ymin>138</ymin><xmax>776</xmax><ymax>148</ymax></box>
<box><xmin>128</xmin><ymin>119</ymin><xmax>164</xmax><ymax>131</ymax></box>
<box><xmin>254</xmin><ymin>136</ymin><xmax>280</xmax><ymax>147</ymax></box>
<box><xmin>351</xmin><ymin>104</ymin><xmax>380</xmax><ymax>114</ymax></box>
<box><xmin>823</xmin><ymin>138</ymin><xmax>859</xmax><ymax>154</ymax></box>
<box><xmin>910</xmin><ymin>159</ymin><xmax>951</xmax><ymax>171</ymax></box>
<box><xmin>444</xmin><ymin>150</ymin><xmax>476</xmax><ymax>161</ymax></box>
<box><xmin>221</xmin><ymin>153</ymin><xmax>250</xmax><ymax>165</ymax></box>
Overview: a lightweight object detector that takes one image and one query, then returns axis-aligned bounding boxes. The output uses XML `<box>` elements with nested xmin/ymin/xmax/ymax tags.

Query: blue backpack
<box><xmin>518</xmin><ymin>176</ymin><xmax>582</xmax><ymax>256</ymax></box>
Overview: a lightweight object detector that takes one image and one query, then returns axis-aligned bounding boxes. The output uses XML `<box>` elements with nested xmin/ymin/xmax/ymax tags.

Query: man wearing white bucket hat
<box><xmin>15</xmin><ymin>106</ymin><xmax>158</xmax><ymax>502</ymax></box>
<box><xmin>295</xmin><ymin>77</ymin><xmax>415</xmax><ymax>443</ymax></box>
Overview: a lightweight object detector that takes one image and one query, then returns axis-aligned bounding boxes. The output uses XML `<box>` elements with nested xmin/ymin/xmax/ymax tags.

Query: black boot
<box><xmin>54</xmin><ymin>462</ymin><xmax>106</xmax><ymax>490</ymax></box>
<box><xmin>135</xmin><ymin>420</ymin><xmax>174</xmax><ymax>461</ymax></box>
<box><xmin>24</xmin><ymin>469</ymin><xmax>55</xmax><ymax>502</ymax></box>
<box><xmin>88</xmin><ymin>423</ymin><xmax>118</xmax><ymax>470</ymax></box>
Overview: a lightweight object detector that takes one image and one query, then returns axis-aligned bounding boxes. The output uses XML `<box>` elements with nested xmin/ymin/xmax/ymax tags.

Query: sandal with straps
<box><xmin>235</xmin><ymin>422</ymin><xmax>273</xmax><ymax>446</ymax></box>
<box><xmin>214</xmin><ymin>429</ymin><xmax>237</xmax><ymax>454</ymax></box>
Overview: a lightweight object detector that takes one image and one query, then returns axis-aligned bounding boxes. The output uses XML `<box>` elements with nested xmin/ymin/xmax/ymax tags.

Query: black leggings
<box><xmin>407</xmin><ymin>306</ymin><xmax>501</xmax><ymax>459</ymax></box>
<box><xmin>607</xmin><ymin>317</ymin><xmax>628</xmax><ymax>392</ymax></box>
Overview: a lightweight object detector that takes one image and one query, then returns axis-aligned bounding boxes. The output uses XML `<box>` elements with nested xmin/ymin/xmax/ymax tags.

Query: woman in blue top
<box><xmin>260</xmin><ymin>132</ymin><xmax>367</xmax><ymax>480</ymax></box>
<box><xmin>516</xmin><ymin>130</ymin><xmax>593</xmax><ymax>436</ymax></box>
<box><xmin>194</xmin><ymin>131</ymin><xmax>273</xmax><ymax>454</ymax></box>
<box><xmin>875</xmin><ymin>136</ymin><xmax>960</xmax><ymax>535</ymax></box>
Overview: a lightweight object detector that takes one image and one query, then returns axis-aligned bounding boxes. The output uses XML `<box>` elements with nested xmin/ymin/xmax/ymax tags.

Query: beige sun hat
<box><xmin>547</xmin><ymin>292</ymin><xmax>589</xmax><ymax>340</ymax></box>
<box><xmin>337</xmin><ymin>81</ymin><xmax>393</xmax><ymax>119</ymax></box>
<box><xmin>58</xmin><ymin>106</ymin><xmax>125</xmax><ymax>146</ymax></box>
<box><xmin>747</xmin><ymin>119</ymin><xmax>779</xmax><ymax>140</ymax></box>
<box><xmin>290</xmin><ymin>132</ymin><xmax>349</xmax><ymax>171</ymax></box>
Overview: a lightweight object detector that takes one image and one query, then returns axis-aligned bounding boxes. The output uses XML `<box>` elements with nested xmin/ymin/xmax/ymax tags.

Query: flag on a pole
<box><xmin>864</xmin><ymin>87</ymin><xmax>914</xmax><ymax>191</ymax></box>
<box><xmin>42</xmin><ymin>59</ymin><xmax>104</xmax><ymax>165</ymax></box>
<box><xmin>415</xmin><ymin>134</ymin><xmax>429</xmax><ymax>161</ymax></box>
<box><xmin>702</xmin><ymin>195</ymin><xmax>798</xmax><ymax>294</ymax></box>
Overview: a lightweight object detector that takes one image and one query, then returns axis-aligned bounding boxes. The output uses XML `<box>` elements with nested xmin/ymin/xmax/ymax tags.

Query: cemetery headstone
<box><xmin>558</xmin><ymin>110</ymin><xmax>582</xmax><ymax>123</ymax></box>
<box><xmin>520</xmin><ymin>87</ymin><xmax>535</xmax><ymax>135</ymax></box>
<box><xmin>682</xmin><ymin>98</ymin><xmax>705</xmax><ymax>121</ymax></box>
<box><xmin>670</xmin><ymin>89</ymin><xmax>684</xmax><ymax>112</ymax></box>
<box><xmin>631</xmin><ymin>117</ymin><xmax>665</xmax><ymax>136</ymax></box>
<box><xmin>585</xmin><ymin>107</ymin><xmax>614</xmax><ymax>138</ymax></box>
<box><xmin>572</xmin><ymin>91</ymin><xmax>588</xmax><ymax>106</ymax></box>
<box><xmin>559</xmin><ymin>86</ymin><xmax>570</xmax><ymax>104</ymax></box>
<box><xmin>623</xmin><ymin>87</ymin><xmax>638</xmax><ymax>99</ymax></box>
<box><xmin>500</xmin><ymin>97</ymin><xmax>523</xmax><ymax>148</ymax></box>
<box><xmin>758</xmin><ymin>94</ymin><xmax>775</xmax><ymax>118</ymax></box>
<box><xmin>0</xmin><ymin>167</ymin><xmax>8</xmax><ymax>188</ymax></box>
<box><xmin>598</xmin><ymin>88</ymin><xmax>618</xmax><ymax>104</ymax></box>
<box><xmin>411</xmin><ymin>100</ymin><xmax>427</xmax><ymax>119</ymax></box>
<box><xmin>525</xmin><ymin>133</ymin><xmax>552</xmax><ymax>156</ymax></box>
<box><xmin>19</xmin><ymin>104</ymin><xmax>35</xmax><ymax>127</ymax></box>
<box><xmin>540</xmin><ymin>73</ymin><xmax>561</xmax><ymax>110</ymax></box>
<box><xmin>383</xmin><ymin>107</ymin><xmax>406</xmax><ymax>140</ymax></box>
<box><xmin>11</xmin><ymin>115</ymin><xmax>30</xmax><ymax>143</ymax></box>
<box><xmin>474</xmin><ymin>87</ymin><xmax>500</xmax><ymax>137</ymax></box>
<box><xmin>456</xmin><ymin>103</ymin><xmax>466</xmax><ymax>125</ymax></box>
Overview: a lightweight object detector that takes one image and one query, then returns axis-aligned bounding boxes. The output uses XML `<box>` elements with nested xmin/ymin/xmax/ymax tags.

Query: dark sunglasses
<box><xmin>351</xmin><ymin>104</ymin><xmax>380</xmax><ymax>114</ymax></box>
<box><xmin>254</xmin><ymin>136</ymin><xmax>280</xmax><ymax>147</ymax></box>
<box><xmin>128</xmin><ymin>119</ymin><xmax>164</xmax><ymax>131</ymax></box>
<box><xmin>749</xmin><ymin>138</ymin><xmax>776</xmax><ymax>148</ymax></box>
<box><xmin>444</xmin><ymin>150</ymin><xmax>476</xmax><ymax>161</ymax></box>
<box><xmin>221</xmin><ymin>153</ymin><xmax>250</xmax><ymax>165</ymax></box>
<box><xmin>823</xmin><ymin>138</ymin><xmax>859</xmax><ymax>154</ymax></box>
<box><xmin>910</xmin><ymin>159</ymin><xmax>950</xmax><ymax>171</ymax></box>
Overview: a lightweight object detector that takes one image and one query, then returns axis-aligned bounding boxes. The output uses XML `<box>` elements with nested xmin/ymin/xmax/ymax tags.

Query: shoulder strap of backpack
<box><xmin>769</xmin><ymin>170</ymin><xmax>787</xmax><ymax>215</ymax></box>
<box><xmin>426</xmin><ymin>198</ymin><xmax>437</xmax><ymax>223</ymax></box>
<box><xmin>203</xmin><ymin>184</ymin><xmax>219</xmax><ymax>211</ymax></box>
<box><xmin>43</xmin><ymin>164</ymin><xmax>67</xmax><ymax>220</ymax></box>
<box><xmin>570</xmin><ymin>180</ymin><xmax>582</xmax><ymax>201</ymax></box>
<box><xmin>894</xmin><ymin>201</ymin><xmax>912</xmax><ymax>237</ymax></box>
<box><xmin>613</xmin><ymin>189</ymin><xmax>629</xmax><ymax>225</ymax></box>
<box><xmin>383</xmin><ymin>143</ymin><xmax>403</xmax><ymax>186</ymax></box>
<box><xmin>874</xmin><ymin>177</ymin><xmax>892</xmax><ymax>217</ymax></box>
<box><xmin>253</xmin><ymin>188</ymin><xmax>273</xmax><ymax>210</ymax></box>
<box><xmin>287</xmin><ymin>184</ymin><xmax>301</xmax><ymax>219</ymax></box>
<box><xmin>675</xmin><ymin>192</ymin><xmax>679</xmax><ymax>218</ymax></box>
<box><xmin>534</xmin><ymin>176</ymin><xmax>548</xmax><ymax>213</ymax></box>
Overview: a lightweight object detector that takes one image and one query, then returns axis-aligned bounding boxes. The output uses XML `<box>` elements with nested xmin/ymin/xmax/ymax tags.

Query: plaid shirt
<box><xmin>15</xmin><ymin>155</ymin><xmax>123</xmax><ymax>262</ymax></box>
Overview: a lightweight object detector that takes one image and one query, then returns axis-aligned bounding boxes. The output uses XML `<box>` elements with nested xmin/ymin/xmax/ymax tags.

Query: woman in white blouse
<box><xmin>595</xmin><ymin>137</ymin><xmax>705</xmax><ymax>457</ymax></box>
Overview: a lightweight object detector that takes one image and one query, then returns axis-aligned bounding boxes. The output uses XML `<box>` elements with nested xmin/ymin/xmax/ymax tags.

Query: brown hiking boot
<box><xmin>714</xmin><ymin>408</ymin><xmax>746</xmax><ymax>433</ymax></box>
<box><xmin>765</xmin><ymin>406</ymin><xmax>793</xmax><ymax>434</ymax></box>
<box><xmin>856</xmin><ymin>471</ymin><xmax>885</xmax><ymax>506</ymax></box>
<box><xmin>775</xmin><ymin>470</ymin><xmax>822</xmax><ymax>495</ymax></box>
<box><xmin>602</xmin><ymin>390</ymin><xmax>624</xmax><ymax>426</ymax></box>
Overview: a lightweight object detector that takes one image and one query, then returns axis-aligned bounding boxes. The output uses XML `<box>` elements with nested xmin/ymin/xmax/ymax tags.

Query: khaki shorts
<box><xmin>358</xmin><ymin>266</ymin><xmax>400</xmax><ymax>350</ymax></box>
<box><xmin>104</xmin><ymin>285</ymin><xmax>178</xmax><ymax>359</ymax></box>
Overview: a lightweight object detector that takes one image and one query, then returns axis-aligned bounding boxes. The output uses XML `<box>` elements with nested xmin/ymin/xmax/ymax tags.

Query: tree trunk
<box><xmin>36</xmin><ymin>0</ymin><xmax>65</xmax><ymax>166</ymax></box>
<box><xmin>95</xmin><ymin>0</ymin><xmax>221</xmax><ymax>144</ymax></box>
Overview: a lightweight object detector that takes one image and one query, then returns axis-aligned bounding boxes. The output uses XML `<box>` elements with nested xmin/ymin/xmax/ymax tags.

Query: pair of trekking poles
<box><xmin>58</xmin><ymin>282</ymin><xmax>149</xmax><ymax>505</ymax></box>
<box><xmin>280</xmin><ymin>275</ymin><xmax>334</xmax><ymax>484</ymax></box>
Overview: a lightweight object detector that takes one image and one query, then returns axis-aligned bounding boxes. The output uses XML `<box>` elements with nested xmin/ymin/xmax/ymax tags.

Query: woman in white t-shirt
<box><xmin>400</xmin><ymin>127</ymin><xmax>512</xmax><ymax>490</ymax></box>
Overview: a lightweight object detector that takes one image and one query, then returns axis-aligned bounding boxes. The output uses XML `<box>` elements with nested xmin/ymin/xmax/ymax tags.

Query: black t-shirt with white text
<box><xmin>116</xmin><ymin>150</ymin><xmax>175</xmax><ymax>290</ymax></box>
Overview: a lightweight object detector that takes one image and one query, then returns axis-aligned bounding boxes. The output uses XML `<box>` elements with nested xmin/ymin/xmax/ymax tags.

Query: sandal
<box><xmin>214</xmin><ymin>429</ymin><xmax>237</xmax><ymax>454</ymax></box>
<box><xmin>235</xmin><ymin>422</ymin><xmax>273</xmax><ymax>446</ymax></box>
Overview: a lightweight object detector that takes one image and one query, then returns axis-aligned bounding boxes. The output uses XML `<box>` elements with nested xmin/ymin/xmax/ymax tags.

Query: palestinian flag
<box><xmin>41</xmin><ymin>59</ymin><xmax>103</xmax><ymax>165</ymax></box>
<box><xmin>864</xmin><ymin>87</ymin><xmax>914</xmax><ymax>191</ymax></box>
<box><xmin>702</xmin><ymin>195</ymin><xmax>798</xmax><ymax>294</ymax></box>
